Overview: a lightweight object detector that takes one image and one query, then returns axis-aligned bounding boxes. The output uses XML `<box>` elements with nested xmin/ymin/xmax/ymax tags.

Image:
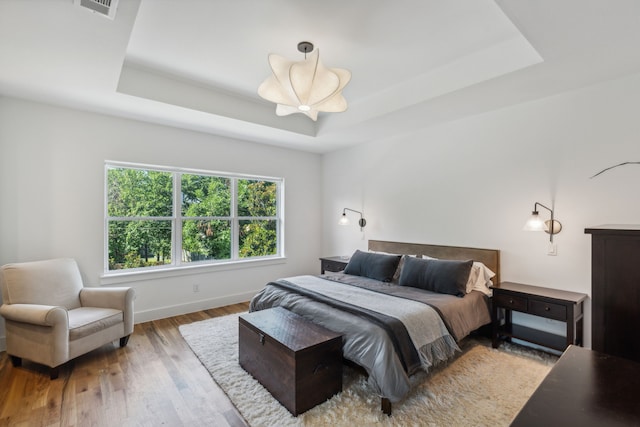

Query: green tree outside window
<box><xmin>106</xmin><ymin>164</ymin><xmax>282</xmax><ymax>272</ymax></box>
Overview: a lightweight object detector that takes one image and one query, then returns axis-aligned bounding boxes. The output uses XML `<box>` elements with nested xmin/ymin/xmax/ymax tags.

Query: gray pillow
<box><xmin>343</xmin><ymin>250</ymin><xmax>401</xmax><ymax>282</ymax></box>
<box><xmin>398</xmin><ymin>256</ymin><xmax>472</xmax><ymax>297</ymax></box>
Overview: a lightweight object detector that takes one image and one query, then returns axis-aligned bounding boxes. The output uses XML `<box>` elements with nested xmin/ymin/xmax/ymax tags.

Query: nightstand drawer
<box><xmin>323</xmin><ymin>260</ymin><xmax>347</xmax><ymax>272</ymax></box>
<box><xmin>529</xmin><ymin>299</ymin><xmax>566</xmax><ymax>321</ymax></box>
<box><xmin>319</xmin><ymin>257</ymin><xmax>349</xmax><ymax>274</ymax></box>
<box><xmin>494</xmin><ymin>293</ymin><xmax>528</xmax><ymax>312</ymax></box>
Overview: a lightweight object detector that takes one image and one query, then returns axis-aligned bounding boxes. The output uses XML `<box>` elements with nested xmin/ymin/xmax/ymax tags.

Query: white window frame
<box><xmin>103</xmin><ymin>161</ymin><xmax>285</xmax><ymax>276</ymax></box>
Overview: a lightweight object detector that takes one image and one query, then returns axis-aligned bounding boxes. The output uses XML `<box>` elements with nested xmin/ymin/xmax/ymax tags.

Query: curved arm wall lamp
<box><xmin>339</xmin><ymin>208</ymin><xmax>366</xmax><ymax>231</ymax></box>
<box><xmin>523</xmin><ymin>202</ymin><xmax>562</xmax><ymax>242</ymax></box>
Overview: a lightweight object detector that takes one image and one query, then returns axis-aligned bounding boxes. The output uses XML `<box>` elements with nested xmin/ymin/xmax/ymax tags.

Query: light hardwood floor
<box><xmin>0</xmin><ymin>302</ymin><xmax>251</xmax><ymax>427</ymax></box>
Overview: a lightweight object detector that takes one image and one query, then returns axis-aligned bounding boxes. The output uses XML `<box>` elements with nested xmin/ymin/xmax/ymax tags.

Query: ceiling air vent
<box><xmin>75</xmin><ymin>0</ymin><xmax>119</xmax><ymax>20</ymax></box>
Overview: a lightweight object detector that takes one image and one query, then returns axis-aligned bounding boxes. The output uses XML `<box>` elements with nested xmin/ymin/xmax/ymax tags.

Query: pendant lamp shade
<box><xmin>258</xmin><ymin>46</ymin><xmax>351</xmax><ymax>121</ymax></box>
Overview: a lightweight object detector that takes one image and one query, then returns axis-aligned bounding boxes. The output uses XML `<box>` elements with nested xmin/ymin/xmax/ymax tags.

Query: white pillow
<box><xmin>466</xmin><ymin>261</ymin><xmax>496</xmax><ymax>296</ymax></box>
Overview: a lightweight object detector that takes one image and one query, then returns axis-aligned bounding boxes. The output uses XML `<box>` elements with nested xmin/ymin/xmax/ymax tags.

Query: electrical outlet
<box><xmin>547</xmin><ymin>243</ymin><xmax>557</xmax><ymax>256</ymax></box>
<box><xmin>193</xmin><ymin>284</ymin><xmax>200</xmax><ymax>293</ymax></box>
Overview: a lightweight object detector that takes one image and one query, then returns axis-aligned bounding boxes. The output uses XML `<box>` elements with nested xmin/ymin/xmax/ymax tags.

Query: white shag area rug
<box><xmin>179</xmin><ymin>313</ymin><xmax>557</xmax><ymax>427</ymax></box>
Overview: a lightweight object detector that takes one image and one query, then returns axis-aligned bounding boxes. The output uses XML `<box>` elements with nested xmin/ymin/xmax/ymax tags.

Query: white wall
<box><xmin>3</xmin><ymin>71</ymin><xmax>640</xmax><ymax>352</ymax></box>
<box><xmin>322</xmin><ymin>71</ymin><xmax>640</xmax><ymax>348</ymax></box>
<box><xmin>0</xmin><ymin>97</ymin><xmax>323</xmax><ymax>350</ymax></box>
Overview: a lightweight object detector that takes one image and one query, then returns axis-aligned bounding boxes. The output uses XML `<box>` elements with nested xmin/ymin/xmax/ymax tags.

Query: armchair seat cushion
<box><xmin>68</xmin><ymin>307</ymin><xmax>123</xmax><ymax>341</ymax></box>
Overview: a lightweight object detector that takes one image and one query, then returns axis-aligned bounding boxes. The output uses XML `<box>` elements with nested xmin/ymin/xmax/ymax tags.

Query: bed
<box><xmin>249</xmin><ymin>240</ymin><xmax>500</xmax><ymax>414</ymax></box>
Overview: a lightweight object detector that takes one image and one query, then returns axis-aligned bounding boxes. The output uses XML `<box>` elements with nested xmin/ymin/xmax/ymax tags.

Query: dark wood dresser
<box><xmin>238</xmin><ymin>307</ymin><xmax>343</xmax><ymax>416</ymax></box>
<box><xmin>511</xmin><ymin>345</ymin><xmax>640</xmax><ymax>426</ymax></box>
<box><xmin>585</xmin><ymin>225</ymin><xmax>640</xmax><ymax>362</ymax></box>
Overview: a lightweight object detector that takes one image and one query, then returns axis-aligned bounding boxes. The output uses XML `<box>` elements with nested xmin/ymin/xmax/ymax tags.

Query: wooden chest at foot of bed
<box><xmin>239</xmin><ymin>307</ymin><xmax>343</xmax><ymax>416</ymax></box>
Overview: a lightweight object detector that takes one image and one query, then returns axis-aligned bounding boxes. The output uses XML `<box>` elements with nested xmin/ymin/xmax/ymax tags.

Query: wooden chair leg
<box><xmin>50</xmin><ymin>367</ymin><xmax>59</xmax><ymax>380</ymax></box>
<box><xmin>119</xmin><ymin>335</ymin><xmax>130</xmax><ymax>347</ymax></box>
<box><xmin>10</xmin><ymin>355</ymin><xmax>60</xmax><ymax>380</ymax></box>
<box><xmin>381</xmin><ymin>397</ymin><xmax>392</xmax><ymax>416</ymax></box>
<box><xmin>9</xmin><ymin>355</ymin><xmax>22</xmax><ymax>367</ymax></box>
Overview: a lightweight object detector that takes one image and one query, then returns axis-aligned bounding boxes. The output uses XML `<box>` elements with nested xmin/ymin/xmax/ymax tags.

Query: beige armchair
<box><xmin>0</xmin><ymin>258</ymin><xmax>134</xmax><ymax>379</ymax></box>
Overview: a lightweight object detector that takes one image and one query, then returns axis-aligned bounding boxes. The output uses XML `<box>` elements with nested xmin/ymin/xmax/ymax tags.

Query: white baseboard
<box><xmin>133</xmin><ymin>290</ymin><xmax>256</xmax><ymax>323</ymax></box>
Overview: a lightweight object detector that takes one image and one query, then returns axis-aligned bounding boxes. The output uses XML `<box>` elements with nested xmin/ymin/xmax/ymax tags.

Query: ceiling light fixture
<box><xmin>258</xmin><ymin>41</ymin><xmax>351</xmax><ymax>121</ymax></box>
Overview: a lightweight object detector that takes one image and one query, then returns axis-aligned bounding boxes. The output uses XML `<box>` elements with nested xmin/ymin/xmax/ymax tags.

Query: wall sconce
<box><xmin>523</xmin><ymin>202</ymin><xmax>562</xmax><ymax>242</ymax></box>
<box><xmin>339</xmin><ymin>208</ymin><xmax>366</xmax><ymax>231</ymax></box>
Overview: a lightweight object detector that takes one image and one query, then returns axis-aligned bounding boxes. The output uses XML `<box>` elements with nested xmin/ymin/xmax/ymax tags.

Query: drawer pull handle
<box><xmin>545</xmin><ymin>306</ymin><xmax>551</xmax><ymax>311</ymax></box>
<box><xmin>509</xmin><ymin>299</ymin><xmax>514</xmax><ymax>304</ymax></box>
<box><xmin>259</xmin><ymin>333</ymin><xmax>265</xmax><ymax>345</ymax></box>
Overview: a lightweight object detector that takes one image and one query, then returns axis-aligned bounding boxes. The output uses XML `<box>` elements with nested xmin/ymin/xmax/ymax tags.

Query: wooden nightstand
<box><xmin>491</xmin><ymin>282</ymin><xmax>587</xmax><ymax>352</ymax></box>
<box><xmin>319</xmin><ymin>256</ymin><xmax>349</xmax><ymax>274</ymax></box>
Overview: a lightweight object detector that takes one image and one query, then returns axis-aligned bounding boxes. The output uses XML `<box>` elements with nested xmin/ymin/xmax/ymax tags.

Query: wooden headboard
<box><xmin>368</xmin><ymin>240</ymin><xmax>501</xmax><ymax>285</ymax></box>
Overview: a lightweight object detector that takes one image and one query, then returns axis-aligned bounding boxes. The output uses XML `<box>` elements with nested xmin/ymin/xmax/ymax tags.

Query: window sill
<box><xmin>99</xmin><ymin>257</ymin><xmax>287</xmax><ymax>285</ymax></box>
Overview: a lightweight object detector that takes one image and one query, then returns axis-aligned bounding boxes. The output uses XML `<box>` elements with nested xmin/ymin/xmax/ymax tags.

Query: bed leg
<box><xmin>381</xmin><ymin>397</ymin><xmax>392</xmax><ymax>416</ymax></box>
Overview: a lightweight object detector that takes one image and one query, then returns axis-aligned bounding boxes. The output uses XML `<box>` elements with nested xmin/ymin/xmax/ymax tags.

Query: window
<box><xmin>105</xmin><ymin>162</ymin><xmax>283</xmax><ymax>273</ymax></box>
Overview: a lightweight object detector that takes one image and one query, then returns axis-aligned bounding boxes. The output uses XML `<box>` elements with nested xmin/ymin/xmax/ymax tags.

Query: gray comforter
<box><xmin>249</xmin><ymin>273</ymin><xmax>491</xmax><ymax>402</ymax></box>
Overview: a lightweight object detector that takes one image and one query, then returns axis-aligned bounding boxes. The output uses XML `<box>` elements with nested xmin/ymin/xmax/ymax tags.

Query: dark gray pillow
<box><xmin>398</xmin><ymin>256</ymin><xmax>472</xmax><ymax>297</ymax></box>
<box><xmin>343</xmin><ymin>250</ymin><xmax>401</xmax><ymax>282</ymax></box>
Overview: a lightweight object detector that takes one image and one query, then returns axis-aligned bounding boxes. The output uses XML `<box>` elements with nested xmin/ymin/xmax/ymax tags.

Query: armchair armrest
<box><xmin>80</xmin><ymin>287</ymin><xmax>135</xmax><ymax>336</ymax></box>
<box><xmin>0</xmin><ymin>303</ymin><xmax>68</xmax><ymax>326</ymax></box>
<box><xmin>79</xmin><ymin>287</ymin><xmax>134</xmax><ymax>311</ymax></box>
